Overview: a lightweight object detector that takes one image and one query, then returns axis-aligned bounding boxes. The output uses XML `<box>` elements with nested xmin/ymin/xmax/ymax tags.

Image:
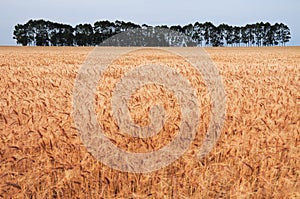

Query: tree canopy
<box><xmin>13</xmin><ymin>19</ymin><xmax>291</xmax><ymax>47</ymax></box>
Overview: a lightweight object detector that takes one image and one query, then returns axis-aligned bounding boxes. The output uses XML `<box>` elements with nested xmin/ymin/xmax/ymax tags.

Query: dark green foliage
<box><xmin>74</xmin><ymin>24</ymin><xmax>94</xmax><ymax>46</ymax></box>
<box><xmin>13</xmin><ymin>19</ymin><xmax>291</xmax><ymax>47</ymax></box>
<box><xmin>13</xmin><ymin>24</ymin><xmax>31</xmax><ymax>46</ymax></box>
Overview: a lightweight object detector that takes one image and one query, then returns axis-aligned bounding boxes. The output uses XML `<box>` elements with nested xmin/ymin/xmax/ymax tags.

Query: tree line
<box><xmin>13</xmin><ymin>19</ymin><xmax>291</xmax><ymax>47</ymax></box>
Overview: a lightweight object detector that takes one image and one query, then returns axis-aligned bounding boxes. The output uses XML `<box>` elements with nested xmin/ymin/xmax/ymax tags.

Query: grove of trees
<box><xmin>13</xmin><ymin>19</ymin><xmax>291</xmax><ymax>47</ymax></box>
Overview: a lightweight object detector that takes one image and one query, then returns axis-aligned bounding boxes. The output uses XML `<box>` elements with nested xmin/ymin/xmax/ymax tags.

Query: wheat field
<box><xmin>0</xmin><ymin>46</ymin><xmax>299</xmax><ymax>198</ymax></box>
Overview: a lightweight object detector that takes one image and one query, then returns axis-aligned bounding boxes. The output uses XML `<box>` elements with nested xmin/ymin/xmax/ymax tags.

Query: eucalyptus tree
<box><xmin>13</xmin><ymin>19</ymin><xmax>291</xmax><ymax>47</ymax></box>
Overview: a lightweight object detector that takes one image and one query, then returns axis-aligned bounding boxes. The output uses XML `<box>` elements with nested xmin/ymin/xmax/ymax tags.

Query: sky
<box><xmin>1</xmin><ymin>0</ymin><xmax>299</xmax><ymax>46</ymax></box>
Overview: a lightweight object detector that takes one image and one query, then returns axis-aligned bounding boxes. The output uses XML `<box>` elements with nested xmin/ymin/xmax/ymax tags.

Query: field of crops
<box><xmin>0</xmin><ymin>46</ymin><xmax>299</xmax><ymax>198</ymax></box>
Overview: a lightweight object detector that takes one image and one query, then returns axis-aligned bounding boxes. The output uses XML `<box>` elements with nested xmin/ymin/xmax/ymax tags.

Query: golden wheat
<box><xmin>0</xmin><ymin>46</ymin><xmax>299</xmax><ymax>198</ymax></box>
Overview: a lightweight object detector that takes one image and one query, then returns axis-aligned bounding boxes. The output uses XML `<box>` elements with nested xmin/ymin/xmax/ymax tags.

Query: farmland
<box><xmin>0</xmin><ymin>46</ymin><xmax>299</xmax><ymax>198</ymax></box>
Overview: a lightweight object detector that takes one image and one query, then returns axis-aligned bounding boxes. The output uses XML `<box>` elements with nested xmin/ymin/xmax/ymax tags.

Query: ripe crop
<box><xmin>0</xmin><ymin>46</ymin><xmax>299</xmax><ymax>198</ymax></box>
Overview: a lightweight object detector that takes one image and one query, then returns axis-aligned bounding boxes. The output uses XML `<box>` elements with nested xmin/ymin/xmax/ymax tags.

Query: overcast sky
<box><xmin>1</xmin><ymin>0</ymin><xmax>299</xmax><ymax>46</ymax></box>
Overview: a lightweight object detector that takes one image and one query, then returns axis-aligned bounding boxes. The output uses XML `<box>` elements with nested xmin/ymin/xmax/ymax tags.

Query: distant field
<box><xmin>0</xmin><ymin>46</ymin><xmax>299</xmax><ymax>198</ymax></box>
